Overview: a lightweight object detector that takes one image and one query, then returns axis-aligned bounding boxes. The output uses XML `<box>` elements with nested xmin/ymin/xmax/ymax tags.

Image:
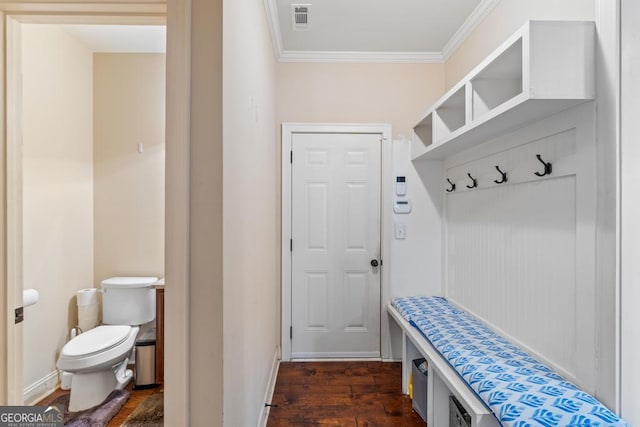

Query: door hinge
<box><xmin>290</xmin><ymin>150</ymin><xmax>293</xmax><ymax>164</ymax></box>
<box><xmin>15</xmin><ymin>307</ymin><xmax>23</xmax><ymax>324</ymax></box>
<box><xmin>290</xmin><ymin>326</ymin><xmax>293</xmax><ymax>340</ymax></box>
<box><xmin>290</xmin><ymin>239</ymin><xmax>293</xmax><ymax>252</ymax></box>
<box><xmin>380</xmin><ymin>259</ymin><xmax>383</xmax><ymax>266</ymax></box>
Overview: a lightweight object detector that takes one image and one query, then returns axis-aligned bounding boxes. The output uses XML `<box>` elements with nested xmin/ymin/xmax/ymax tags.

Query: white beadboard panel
<box><xmin>443</xmin><ymin>103</ymin><xmax>597</xmax><ymax>392</ymax></box>
<box><xmin>447</xmin><ymin>176</ymin><xmax>577</xmax><ymax>375</ymax></box>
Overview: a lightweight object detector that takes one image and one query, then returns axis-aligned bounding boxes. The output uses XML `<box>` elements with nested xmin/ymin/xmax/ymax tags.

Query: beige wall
<box><xmin>93</xmin><ymin>53</ymin><xmax>165</xmax><ymax>285</ymax></box>
<box><xmin>276</xmin><ymin>63</ymin><xmax>445</xmax><ymax>139</ymax></box>
<box><xmin>165</xmin><ymin>0</ymin><xmax>224</xmax><ymax>424</ymax></box>
<box><xmin>21</xmin><ymin>24</ymin><xmax>94</xmax><ymax>393</ymax></box>
<box><xmin>223</xmin><ymin>0</ymin><xmax>279</xmax><ymax>424</ymax></box>
<box><xmin>445</xmin><ymin>0</ymin><xmax>596</xmax><ymax>89</ymax></box>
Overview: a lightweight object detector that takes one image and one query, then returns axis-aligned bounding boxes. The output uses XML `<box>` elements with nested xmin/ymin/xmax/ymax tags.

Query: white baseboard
<box><xmin>24</xmin><ymin>370</ymin><xmax>59</xmax><ymax>405</ymax></box>
<box><xmin>258</xmin><ymin>346</ymin><xmax>280</xmax><ymax>427</ymax></box>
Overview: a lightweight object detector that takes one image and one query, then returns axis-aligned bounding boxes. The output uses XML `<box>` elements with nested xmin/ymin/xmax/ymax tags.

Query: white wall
<box><xmin>594</xmin><ymin>0</ymin><xmax>621</xmax><ymax>411</ymax></box>
<box><xmin>620</xmin><ymin>0</ymin><xmax>639</xmax><ymax>423</ymax></box>
<box><xmin>93</xmin><ymin>53</ymin><xmax>165</xmax><ymax>285</ymax></box>
<box><xmin>223</xmin><ymin>0</ymin><xmax>279</xmax><ymax>424</ymax></box>
<box><xmin>21</xmin><ymin>24</ymin><xmax>94</xmax><ymax>401</ymax></box>
<box><xmin>386</xmin><ymin>139</ymin><xmax>442</xmax><ymax>359</ymax></box>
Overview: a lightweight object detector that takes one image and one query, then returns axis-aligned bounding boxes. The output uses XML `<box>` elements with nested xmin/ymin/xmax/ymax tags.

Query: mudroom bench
<box><xmin>388</xmin><ymin>296</ymin><xmax>628</xmax><ymax>427</ymax></box>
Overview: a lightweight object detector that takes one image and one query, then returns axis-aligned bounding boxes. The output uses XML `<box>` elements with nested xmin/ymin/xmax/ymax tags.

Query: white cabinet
<box><xmin>412</xmin><ymin>21</ymin><xmax>595</xmax><ymax>161</ymax></box>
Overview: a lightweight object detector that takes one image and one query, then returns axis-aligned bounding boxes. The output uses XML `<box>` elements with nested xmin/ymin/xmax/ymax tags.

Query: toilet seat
<box><xmin>62</xmin><ymin>325</ymin><xmax>131</xmax><ymax>358</ymax></box>
<box><xmin>57</xmin><ymin>326</ymin><xmax>139</xmax><ymax>373</ymax></box>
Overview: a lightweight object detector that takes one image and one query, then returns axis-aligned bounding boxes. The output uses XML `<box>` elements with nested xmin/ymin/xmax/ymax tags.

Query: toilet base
<box><xmin>68</xmin><ymin>358</ymin><xmax>133</xmax><ymax>412</ymax></box>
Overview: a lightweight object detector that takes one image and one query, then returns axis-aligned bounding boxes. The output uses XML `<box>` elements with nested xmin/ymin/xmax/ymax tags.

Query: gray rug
<box><xmin>51</xmin><ymin>389</ymin><xmax>130</xmax><ymax>427</ymax></box>
<box><xmin>121</xmin><ymin>392</ymin><xmax>163</xmax><ymax>427</ymax></box>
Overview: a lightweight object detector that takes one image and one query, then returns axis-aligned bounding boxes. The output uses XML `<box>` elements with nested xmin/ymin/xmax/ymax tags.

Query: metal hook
<box><xmin>534</xmin><ymin>154</ymin><xmax>552</xmax><ymax>177</ymax></box>
<box><xmin>446</xmin><ymin>178</ymin><xmax>456</xmax><ymax>193</ymax></box>
<box><xmin>466</xmin><ymin>173</ymin><xmax>478</xmax><ymax>189</ymax></box>
<box><xmin>494</xmin><ymin>165</ymin><xmax>508</xmax><ymax>184</ymax></box>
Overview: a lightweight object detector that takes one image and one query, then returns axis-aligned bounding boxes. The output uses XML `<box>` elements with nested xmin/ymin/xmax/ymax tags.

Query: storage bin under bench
<box><xmin>389</xmin><ymin>296</ymin><xmax>628</xmax><ymax>427</ymax></box>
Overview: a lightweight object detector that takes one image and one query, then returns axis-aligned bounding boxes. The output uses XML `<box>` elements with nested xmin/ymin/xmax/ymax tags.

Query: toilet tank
<box><xmin>101</xmin><ymin>277</ymin><xmax>158</xmax><ymax>325</ymax></box>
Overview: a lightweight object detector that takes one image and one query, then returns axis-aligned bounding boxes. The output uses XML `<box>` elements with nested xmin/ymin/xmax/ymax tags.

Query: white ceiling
<box><xmin>267</xmin><ymin>0</ymin><xmax>500</xmax><ymax>62</ymax></box>
<box><xmin>60</xmin><ymin>25</ymin><xmax>166</xmax><ymax>53</ymax></box>
<box><xmin>56</xmin><ymin>1</ymin><xmax>494</xmax><ymax>61</ymax></box>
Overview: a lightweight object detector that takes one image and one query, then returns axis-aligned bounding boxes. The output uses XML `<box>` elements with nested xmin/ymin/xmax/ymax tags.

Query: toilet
<box><xmin>57</xmin><ymin>276</ymin><xmax>158</xmax><ymax>412</ymax></box>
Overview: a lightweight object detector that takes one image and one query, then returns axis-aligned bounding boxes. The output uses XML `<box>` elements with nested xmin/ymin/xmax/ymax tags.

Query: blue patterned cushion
<box><xmin>391</xmin><ymin>296</ymin><xmax>628</xmax><ymax>427</ymax></box>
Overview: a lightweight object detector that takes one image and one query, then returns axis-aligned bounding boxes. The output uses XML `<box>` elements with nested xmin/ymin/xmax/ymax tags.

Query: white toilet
<box><xmin>57</xmin><ymin>276</ymin><xmax>158</xmax><ymax>412</ymax></box>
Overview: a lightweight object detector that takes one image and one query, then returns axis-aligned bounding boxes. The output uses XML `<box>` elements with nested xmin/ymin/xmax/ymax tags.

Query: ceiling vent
<box><xmin>291</xmin><ymin>4</ymin><xmax>311</xmax><ymax>31</ymax></box>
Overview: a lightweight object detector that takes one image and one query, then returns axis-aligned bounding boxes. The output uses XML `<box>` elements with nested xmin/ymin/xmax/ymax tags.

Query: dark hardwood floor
<box><xmin>267</xmin><ymin>361</ymin><xmax>426</xmax><ymax>426</ymax></box>
<box><xmin>35</xmin><ymin>382</ymin><xmax>162</xmax><ymax>426</ymax></box>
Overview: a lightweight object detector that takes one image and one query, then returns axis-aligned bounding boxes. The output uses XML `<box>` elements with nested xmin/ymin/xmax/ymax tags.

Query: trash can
<box><xmin>449</xmin><ymin>395</ymin><xmax>471</xmax><ymax>427</ymax></box>
<box><xmin>134</xmin><ymin>328</ymin><xmax>157</xmax><ymax>389</ymax></box>
<box><xmin>412</xmin><ymin>358</ymin><xmax>428</xmax><ymax>422</ymax></box>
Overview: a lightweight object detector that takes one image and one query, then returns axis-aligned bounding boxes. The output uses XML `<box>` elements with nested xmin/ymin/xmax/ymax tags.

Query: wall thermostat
<box><xmin>393</xmin><ymin>199</ymin><xmax>411</xmax><ymax>214</ymax></box>
<box><xmin>396</xmin><ymin>176</ymin><xmax>407</xmax><ymax>196</ymax></box>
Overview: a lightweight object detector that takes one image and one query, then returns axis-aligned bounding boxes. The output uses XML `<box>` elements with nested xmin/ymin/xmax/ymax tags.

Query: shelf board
<box><xmin>413</xmin><ymin>95</ymin><xmax>588</xmax><ymax>161</ymax></box>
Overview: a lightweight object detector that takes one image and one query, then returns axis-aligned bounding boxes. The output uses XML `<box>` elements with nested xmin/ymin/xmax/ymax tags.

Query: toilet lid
<box><xmin>63</xmin><ymin>325</ymin><xmax>131</xmax><ymax>358</ymax></box>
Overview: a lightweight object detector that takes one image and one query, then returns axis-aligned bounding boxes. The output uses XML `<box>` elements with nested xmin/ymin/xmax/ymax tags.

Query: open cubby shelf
<box><xmin>412</xmin><ymin>20</ymin><xmax>595</xmax><ymax>161</ymax></box>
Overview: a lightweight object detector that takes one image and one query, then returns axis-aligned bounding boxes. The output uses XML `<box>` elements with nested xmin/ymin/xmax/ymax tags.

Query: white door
<box><xmin>291</xmin><ymin>132</ymin><xmax>381</xmax><ymax>358</ymax></box>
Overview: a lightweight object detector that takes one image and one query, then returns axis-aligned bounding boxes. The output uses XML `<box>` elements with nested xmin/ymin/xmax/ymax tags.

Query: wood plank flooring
<box><xmin>35</xmin><ymin>382</ymin><xmax>162</xmax><ymax>426</ymax></box>
<box><xmin>267</xmin><ymin>361</ymin><xmax>426</xmax><ymax>426</ymax></box>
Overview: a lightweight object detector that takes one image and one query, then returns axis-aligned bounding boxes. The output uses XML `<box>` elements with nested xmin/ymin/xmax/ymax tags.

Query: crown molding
<box><xmin>264</xmin><ymin>0</ymin><xmax>284</xmax><ymax>60</ymax></box>
<box><xmin>441</xmin><ymin>0</ymin><xmax>502</xmax><ymax>61</ymax></box>
<box><xmin>278</xmin><ymin>50</ymin><xmax>444</xmax><ymax>63</ymax></box>
<box><xmin>263</xmin><ymin>0</ymin><xmax>499</xmax><ymax>64</ymax></box>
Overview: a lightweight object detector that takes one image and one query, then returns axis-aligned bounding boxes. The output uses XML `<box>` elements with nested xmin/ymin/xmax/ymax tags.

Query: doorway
<box><xmin>281</xmin><ymin>123</ymin><xmax>392</xmax><ymax>361</ymax></box>
<box><xmin>3</xmin><ymin>9</ymin><xmax>166</xmax><ymax>405</ymax></box>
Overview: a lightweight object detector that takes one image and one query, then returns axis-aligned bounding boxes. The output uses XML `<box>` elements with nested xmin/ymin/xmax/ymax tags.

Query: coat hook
<box><xmin>466</xmin><ymin>173</ymin><xmax>478</xmax><ymax>189</ymax></box>
<box><xmin>494</xmin><ymin>165</ymin><xmax>508</xmax><ymax>184</ymax></box>
<box><xmin>446</xmin><ymin>178</ymin><xmax>456</xmax><ymax>193</ymax></box>
<box><xmin>534</xmin><ymin>154</ymin><xmax>552</xmax><ymax>177</ymax></box>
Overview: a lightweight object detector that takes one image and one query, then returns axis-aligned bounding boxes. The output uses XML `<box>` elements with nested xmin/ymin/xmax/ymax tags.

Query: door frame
<box><xmin>0</xmin><ymin>2</ymin><xmax>166</xmax><ymax>405</ymax></box>
<box><xmin>281</xmin><ymin>123</ymin><xmax>392</xmax><ymax>361</ymax></box>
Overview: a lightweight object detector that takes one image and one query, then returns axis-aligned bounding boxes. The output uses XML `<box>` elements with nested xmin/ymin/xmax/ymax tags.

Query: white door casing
<box><xmin>281</xmin><ymin>123</ymin><xmax>392</xmax><ymax>362</ymax></box>
<box><xmin>291</xmin><ymin>132</ymin><xmax>381</xmax><ymax>358</ymax></box>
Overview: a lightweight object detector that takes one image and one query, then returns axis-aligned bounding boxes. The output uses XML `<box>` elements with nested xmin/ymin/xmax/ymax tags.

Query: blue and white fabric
<box><xmin>392</xmin><ymin>296</ymin><xmax>628</xmax><ymax>427</ymax></box>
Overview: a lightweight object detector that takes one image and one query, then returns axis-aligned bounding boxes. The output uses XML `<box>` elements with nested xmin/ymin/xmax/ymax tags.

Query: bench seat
<box><xmin>392</xmin><ymin>296</ymin><xmax>628</xmax><ymax>427</ymax></box>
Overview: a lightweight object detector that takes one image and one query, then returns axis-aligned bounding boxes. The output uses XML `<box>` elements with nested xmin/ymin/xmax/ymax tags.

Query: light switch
<box><xmin>395</xmin><ymin>223</ymin><xmax>406</xmax><ymax>240</ymax></box>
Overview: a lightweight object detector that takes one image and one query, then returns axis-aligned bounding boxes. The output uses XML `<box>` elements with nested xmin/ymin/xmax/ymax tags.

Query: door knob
<box><xmin>370</xmin><ymin>259</ymin><xmax>379</xmax><ymax>267</ymax></box>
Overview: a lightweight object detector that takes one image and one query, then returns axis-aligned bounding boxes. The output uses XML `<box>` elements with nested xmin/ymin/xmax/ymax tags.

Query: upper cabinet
<box><xmin>412</xmin><ymin>21</ymin><xmax>595</xmax><ymax>161</ymax></box>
